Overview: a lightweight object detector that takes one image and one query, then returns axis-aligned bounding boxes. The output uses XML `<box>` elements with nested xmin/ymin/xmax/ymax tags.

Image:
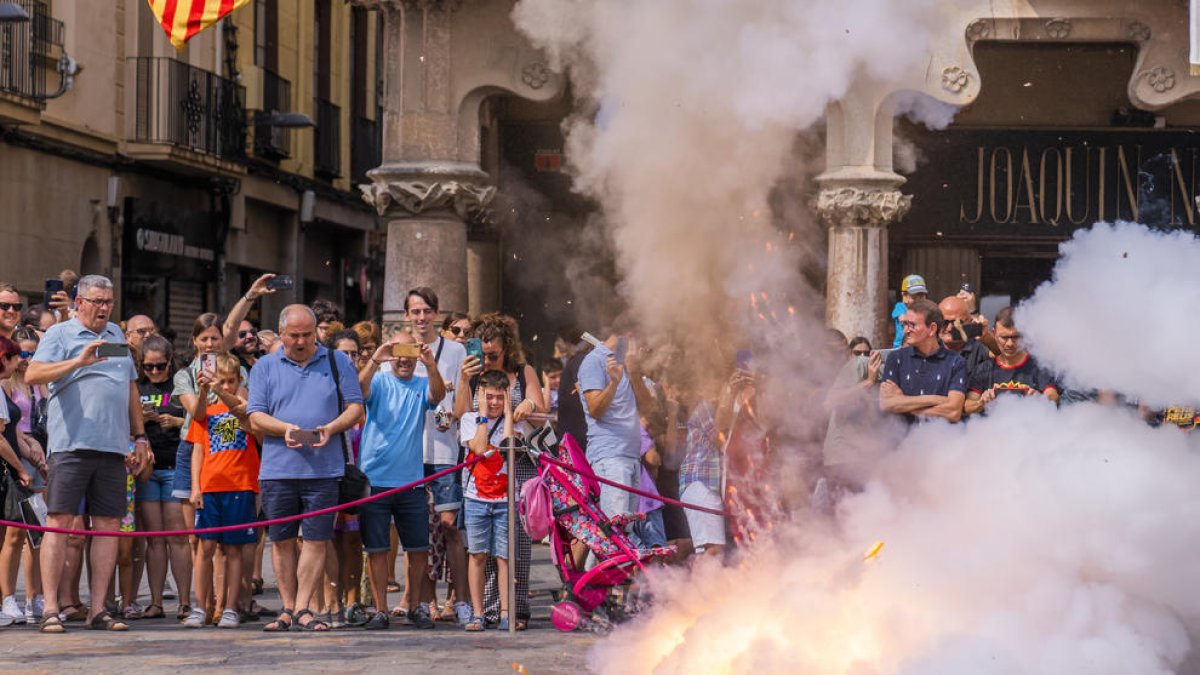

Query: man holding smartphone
<box><xmin>246</xmin><ymin>304</ymin><xmax>363</xmax><ymax>631</ymax></box>
<box><xmin>26</xmin><ymin>275</ymin><xmax>152</xmax><ymax>633</ymax></box>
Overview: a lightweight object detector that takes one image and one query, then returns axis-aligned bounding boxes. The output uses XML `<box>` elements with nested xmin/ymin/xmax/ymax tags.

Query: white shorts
<box><xmin>680</xmin><ymin>481</ymin><xmax>725</xmax><ymax>550</ymax></box>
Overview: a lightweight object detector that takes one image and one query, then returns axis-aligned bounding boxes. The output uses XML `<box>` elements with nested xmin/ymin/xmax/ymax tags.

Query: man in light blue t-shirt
<box><xmin>355</xmin><ymin>331</ymin><xmax>445</xmax><ymax>630</ymax></box>
<box><xmin>578</xmin><ymin>333</ymin><xmax>655</xmax><ymax>521</ymax></box>
<box><xmin>26</xmin><ymin>275</ymin><xmax>151</xmax><ymax>632</ymax></box>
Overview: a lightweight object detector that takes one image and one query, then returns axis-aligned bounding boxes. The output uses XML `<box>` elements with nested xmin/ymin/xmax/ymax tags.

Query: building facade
<box><xmin>0</xmin><ymin>0</ymin><xmax>387</xmax><ymax>341</ymax></box>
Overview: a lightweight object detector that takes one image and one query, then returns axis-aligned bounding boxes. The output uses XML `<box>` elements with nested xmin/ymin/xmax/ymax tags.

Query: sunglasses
<box><xmin>18</xmin><ymin>351</ymin><xmax>34</xmax><ymax>359</ymax></box>
<box><xmin>238</xmin><ymin>330</ymin><xmax>258</xmax><ymax>338</ymax></box>
<box><xmin>143</xmin><ymin>362</ymin><xmax>169</xmax><ymax>371</ymax></box>
<box><xmin>449</xmin><ymin>326</ymin><xmax>469</xmax><ymax>336</ymax></box>
<box><xmin>0</xmin><ymin>302</ymin><xmax>22</xmax><ymax>312</ymax></box>
<box><xmin>483</xmin><ymin>352</ymin><xmax>501</xmax><ymax>361</ymax></box>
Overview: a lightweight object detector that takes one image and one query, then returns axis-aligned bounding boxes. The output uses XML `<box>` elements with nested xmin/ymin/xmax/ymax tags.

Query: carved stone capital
<box><xmin>360</xmin><ymin>161</ymin><xmax>496</xmax><ymax>221</ymax></box>
<box><xmin>814</xmin><ymin>187</ymin><xmax>911</xmax><ymax>228</ymax></box>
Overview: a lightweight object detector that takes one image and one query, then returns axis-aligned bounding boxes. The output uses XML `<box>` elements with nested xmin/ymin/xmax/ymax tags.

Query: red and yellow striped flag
<box><xmin>147</xmin><ymin>0</ymin><xmax>250</xmax><ymax>51</ymax></box>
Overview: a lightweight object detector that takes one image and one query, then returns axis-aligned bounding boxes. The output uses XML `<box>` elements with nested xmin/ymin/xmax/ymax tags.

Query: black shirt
<box><xmin>139</xmin><ymin>379</ymin><xmax>185</xmax><ymax>470</ymax></box>
<box><xmin>2</xmin><ymin>390</ymin><xmax>20</xmax><ymax>466</ymax></box>
<box><xmin>556</xmin><ymin>344</ymin><xmax>593</xmax><ymax>452</ymax></box>
<box><xmin>968</xmin><ymin>354</ymin><xmax>1058</xmax><ymax>397</ymax></box>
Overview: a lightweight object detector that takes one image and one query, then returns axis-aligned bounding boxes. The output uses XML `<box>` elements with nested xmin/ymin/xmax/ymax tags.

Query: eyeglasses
<box><xmin>449</xmin><ymin>326</ymin><xmax>469</xmax><ymax>336</ymax></box>
<box><xmin>900</xmin><ymin>320</ymin><xmax>924</xmax><ymax>330</ymax></box>
<box><xmin>0</xmin><ymin>302</ymin><xmax>22</xmax><ymax>312</ymax></box>
<box><xmin>79</xmin><ymin>297</ymin><xmax>114</xmax><ymax>308</ymax></box>
<box><xmin>143</xmin><ymin>362</ymin><xmax>169</xmax><ymax>371</ymax></box>
<box><xmin>129</xmin><ymin>328</ymin><xmax>154</xmax><ymax>336</ymax></box>
<box><xmin>18</xmin><ymin>351</ymin><xmax>34</xmax><ymax>359</ymax></box>
<box><xmin>238</xmin><ymin>330</ymin><xmax>257</xmax><ymax>338</ymax></box>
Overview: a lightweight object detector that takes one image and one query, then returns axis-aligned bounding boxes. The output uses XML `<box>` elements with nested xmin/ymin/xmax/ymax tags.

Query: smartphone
<box><xmin>392</xmin><ymin>342</ymin><xmax>421</xmax><ymax>359</ymax></box>
<box><xmin>202</xmin><ymin>353</ymin><xmax>217</xmax><ymax>373</ymax></box>
<box><xmin>736</xmin><ymin>349</ymin><xmax>753</xmax><ymax>372</ymax></box>
<box><xmin>141</xmin><ymin>400</ymin><xmax>157</xmax><ymax>414</ymax></box>
<box><xmin>614</xmin><ymin>336</ymin><xmax>629</xmax><ymax>365</ymax></box>
<box><xmin>43</xmin><ymin>279</ymin><xmax>63</xmax><ymax>309</ymax></box>
<box><xmin>291</xmin><ymin>429</ymin><xmax>321</xmax><ymax>446</ymax></box>
<box><xmin>265</xmin><ymin>275</ymin><xmax>294</xmax><ymax>291</ymax></box>
<box><xmin>465</xmin><ymin>338</ymin><xmax>484</xmax><ymax>362</ymax></box>
<box><xmin>95</xmin><ymin>343</ymin><xmax>129</xmax><ymax>359</ymax></box>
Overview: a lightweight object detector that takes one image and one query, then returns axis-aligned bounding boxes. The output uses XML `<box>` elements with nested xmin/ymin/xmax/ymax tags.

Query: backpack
<box><xmin>519</xmin><ymin>473</ymin><xmax>554</xmax><ymax>541</ymax></box>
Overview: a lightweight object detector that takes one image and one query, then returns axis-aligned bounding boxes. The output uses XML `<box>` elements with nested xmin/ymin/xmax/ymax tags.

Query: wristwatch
<box><xmin>133</xmin><ymin>434</ymin><xmax>149</xmax><ymax>443</ymax></box>
<box><xmin>476</xmin><ymin>416</ymin><xmax>489</xmax><ymax>425</ymax></box>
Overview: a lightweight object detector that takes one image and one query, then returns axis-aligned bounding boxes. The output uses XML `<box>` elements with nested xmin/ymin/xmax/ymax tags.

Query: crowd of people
<box><xmin>0</xmin><ymin>271</ymin><xmax>762</xmax><ymax>635</ymax></box>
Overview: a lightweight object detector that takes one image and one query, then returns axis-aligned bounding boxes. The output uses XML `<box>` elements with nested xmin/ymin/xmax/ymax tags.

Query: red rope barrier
<box><xmin>0</xmin><ymin>458</ymin><xmax>482</xmax><ymax>538</ymax></box>
<box><xmin>534</xmin><ymin>452</ymin><xmax>734</xmax><ymax>517</ymax></box>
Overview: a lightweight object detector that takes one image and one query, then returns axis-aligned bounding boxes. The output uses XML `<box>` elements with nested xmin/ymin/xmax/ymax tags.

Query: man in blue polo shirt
<box><xmin>880</xmin><ymin>298</ymin><xmax>967</xmax><ymax>423</ymax></box>
<box><xmin>26</xmin><ymin>275</ymin><xmax>152</xmax><ymax>633</ymax></box>
<box><xmin>247</xmin><ymin>305</ymin><xmax>363</xmax><ymax>632</ymax></box>
<box><xmin>355</xmin><ymin>331</ymin><xmax>445</xmax><ymax>630</ymax></box>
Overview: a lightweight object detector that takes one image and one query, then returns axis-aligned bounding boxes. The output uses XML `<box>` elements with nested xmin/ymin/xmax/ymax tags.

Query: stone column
<box><xmin>816</xmin><ymin>179</ymin><xmax>910</xmax><ymax>346</ymax></box>
<box><xmin>361</xmin><ymin>162</ymin><xmax>494</xmax><ymax>325</ymax></box>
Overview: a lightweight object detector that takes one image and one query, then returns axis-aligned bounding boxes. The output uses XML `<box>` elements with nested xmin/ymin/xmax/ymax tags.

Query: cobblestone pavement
<box><xmin>0</xmin><ymin>543</ymin><xmax>600</xmax><ymax>674</ymax></box>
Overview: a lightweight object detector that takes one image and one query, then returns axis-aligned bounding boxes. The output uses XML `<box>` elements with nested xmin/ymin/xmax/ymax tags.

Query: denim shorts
<box><xmin>464</xmin><ymin>498</ymin><xmax>509</xmax><ymax>558</ymax></box>
<box><xmin>424</xmin><ymin>463</ymin><xmax>462</xmax><ymax>513</ymax></box>
<box><xmin>137</xmin><ymin>468</ymin><xmax>176</xmax><ymax>503</ymax></box>
<box><xmin>170</xmin><ymin>440</ymin><xmax>193</xmax><ymax>499</ymax></box>
<box><xmin>591</xmin><ymin>456</ymin><xmax>640</xmax><ymax>518</ymax></box>
<box><xmin>260</xmin><ymin>478</ymin><xmax>339</xmax><ymax>542</ymax></box>
<box><xmin>359</xmin><ymin>487</ymin><xmax>429</xmax><ymax>554</ymax></box>
<box><xmin>632</xmin><ymin>508</ymin><xmax>667</xmax><ymax>549</ymax></box>
<box><xmin>196</xmin><ymin>490</ymin><xmax>258</xmax><ymax>545</ymax></box>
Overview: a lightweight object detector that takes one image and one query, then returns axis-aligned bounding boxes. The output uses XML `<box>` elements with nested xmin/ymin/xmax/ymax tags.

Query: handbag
<box><xmin>327</xmin><ymin>348</ymin><xmax>369</xmax><ymax>514</ymax></box>
<box><xmin>3</xmin><ymin>465</ymin><xmax>31</xmax><ymax>522</ymax></box>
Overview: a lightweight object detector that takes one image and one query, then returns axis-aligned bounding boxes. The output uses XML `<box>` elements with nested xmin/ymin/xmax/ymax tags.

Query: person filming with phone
<box><xmin>246</xmin><ymin>304</ymin><xmax>363</xmax><ymax>631</ymax></box>
<box><xmin>25</xmin><ymin>275</ymin><xmax>153</xmax><ymax>633</ymax></box>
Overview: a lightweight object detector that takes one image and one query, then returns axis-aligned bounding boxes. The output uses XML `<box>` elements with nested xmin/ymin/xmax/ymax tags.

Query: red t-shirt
<box><xmin>187</xmin><ymin>402</ymin><xmax>260</xmax><ymax>494</ymax></box>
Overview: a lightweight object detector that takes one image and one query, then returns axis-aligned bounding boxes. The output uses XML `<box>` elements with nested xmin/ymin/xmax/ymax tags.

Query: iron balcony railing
<box><xmin>350</xmin><ymin>115</ymin><xmax>380</xmax><ymax>184</ymax></box>
<box><xmin>131</xmin><ymin>57</ymin><xmax>246</xmax><ymax>160</ymax></box>
<box><xmin>253</xmin><ymin>68</ymin><xmax>291</xmax><ymax>159</ymax></box>
<box><xmin>314</xmin><ymin>97</ymin><xmax>341</xmax><ymax>178</ymax></box>
<box><xmin>0</xmin><ymin>0</ymin><xmax>64</xmax><ymax>100</ymax></box>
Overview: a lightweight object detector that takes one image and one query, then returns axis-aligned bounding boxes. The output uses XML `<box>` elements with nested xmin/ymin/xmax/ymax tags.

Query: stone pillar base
<box><xmin>382</xmin><ymin>214</ymin><xmax>468</xmax><ymax>326</ymax></box>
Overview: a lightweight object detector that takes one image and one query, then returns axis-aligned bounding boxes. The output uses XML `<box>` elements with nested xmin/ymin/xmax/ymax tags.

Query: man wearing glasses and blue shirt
<box><xmin>26</xmin><ymin>275</ymin><xmax>152</xmax><ymax>633</ymax></box>
<box><xmin>879</xmin><ymin>298</ymin><xmax>967</xmax><ymax>424</ymax></box>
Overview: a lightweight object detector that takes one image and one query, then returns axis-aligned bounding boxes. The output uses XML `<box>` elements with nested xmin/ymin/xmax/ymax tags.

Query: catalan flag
<box><xmin>147</xmin><ymin>0</ymin><xmax>250</xmax><ymax>51</ymax></box>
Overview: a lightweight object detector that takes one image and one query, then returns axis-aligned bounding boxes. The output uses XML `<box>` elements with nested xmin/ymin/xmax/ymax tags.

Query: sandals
<box><xmin>122</xmin><ymin>605</ymin><xmax>144</xmax><ymax>620</ymax></box>
<box><xmin>464</xmin><ymin>615</ymin><xmax>485</xmax><ymax>632</ymax></box>
<box><xmin>250</xmin><ymin>577</ymin><xmax>265</xmax><ymax>596</ymax></box>
<box><xmin>389</xmin><ymin>605</ymin><xmax>408</xmax><ymax>618</ymax></box>
<box><xmin>262</xmin><ymin>608</ymin><xmax>294</xmax><ymax>632</ymax></box>
<box><xmin>85</xmin><ymin>611</ymin><xmax>129</xmax><ymax>632</ymax></box>
<box><xmin>39</xmin><ymin>615</ymin><xmax>65</xmax><ymax>634</ymax></box>
<box><xmin>291</xmin><ymin>608</ymin><xmax>330</xmax><ymax>632</ymax></box>
<box><xmin>142</xmin><ymin>604</ymin><xmax>165</xmax><ymax>619</ymax></box>
<box><xmin>58</xmin><ymin>603</ymin><xmax>87</xmax><ymax>622</ymax></box>
<box><xmin>176</xmin><ymin>604</ymin><xmax>192</xmax><ymax>622</ymax></box>
<box><xmin>385</xmin><ymin>581</ymin><xmax>401</xmax><ymax>593</ymax></box>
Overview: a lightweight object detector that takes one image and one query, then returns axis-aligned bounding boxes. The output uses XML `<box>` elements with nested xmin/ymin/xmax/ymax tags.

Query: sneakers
<box><xmin>454</xmin><ymin>601</ymin><xmax>472</xmax><ymax>626</ymax></box>
<box><xmin>182</xmin><ymin>608</ymin><xmax>207</xmax><ymax>628</ymax></box>
<box><xmin>26</xmin><ymin>595</ymin><xmax>43</xmax><ymax>622</ymax></box>
<box><xmin>217</xmin><ymin>609</ymin><xmax>240</xmax><ymax>629</ymax></box>
<box><xmin>1</xmin><ymin>596</ymin><xmax>25</xmax><ymax>625</ymax></box>
<box><xmin>409</xmin><ymin>603</ymin><xmax>435</xmax><ymax>630</ymax></box>
<box><xmin>363</xmin><ymin>611</ymin><xmax>389</xmax><ymax>630</ymax></box>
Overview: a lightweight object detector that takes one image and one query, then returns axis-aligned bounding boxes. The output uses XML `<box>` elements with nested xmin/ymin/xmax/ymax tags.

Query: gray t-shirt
<box><xmin>577</xmin><ymin>343</ymin><xmax>641</xmax><ymax>462</ymax></box>
<box><xmin>32</xmin><ymin>318</ymin><xmax>138</xmax><ymax>455</ymax></box>
<box><xmin>823</xmin><ymin>356</ymin><xmax>872</xmax><ymax>467</ymax></box>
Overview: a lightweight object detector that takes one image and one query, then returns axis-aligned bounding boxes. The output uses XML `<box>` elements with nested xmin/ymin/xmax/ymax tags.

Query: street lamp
<box><xmin>256</xmin><ymin>111</ymin><xmax>314</xmax><ymax>128</ymax></box>
<box><xmin>0</xmin><ymin>2</ymin><xmax>29</xmax><ymax>23</ymax></box>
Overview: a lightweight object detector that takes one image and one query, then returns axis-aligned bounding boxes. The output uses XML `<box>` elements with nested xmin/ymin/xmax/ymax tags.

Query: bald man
<box><xmin>938</xmin><ymin>295</ymin><xmax>991</xmax><ymax>376</ymax></box>
<box><xmin>124</xmin><ymin>315</ymin><xmax>157</xmax><ymax>351</ymax></box>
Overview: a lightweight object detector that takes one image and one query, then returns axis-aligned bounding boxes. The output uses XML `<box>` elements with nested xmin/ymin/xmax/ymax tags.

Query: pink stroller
<box><xmin>522</xmin><ymin>429</ymin><xmax>672</xmax><ymax>632</ymax></box>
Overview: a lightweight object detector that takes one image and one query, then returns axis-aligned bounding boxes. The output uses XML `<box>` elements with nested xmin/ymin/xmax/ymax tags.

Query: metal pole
<box><xmin>507</xmin><ymin>440</ymin><xmax>517</xmax><ymax>635</ymax></box>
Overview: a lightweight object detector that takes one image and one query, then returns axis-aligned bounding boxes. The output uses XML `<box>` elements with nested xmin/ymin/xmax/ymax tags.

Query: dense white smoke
<box><xmin>593</xmin><ymin>399</ymin><xmax>1200</xmax><ymax>675</ymax></box>
<box><xmin>1019</xmin><ymin>221</ymin><xmax>1200</xmax><ymax>409</ymax></box>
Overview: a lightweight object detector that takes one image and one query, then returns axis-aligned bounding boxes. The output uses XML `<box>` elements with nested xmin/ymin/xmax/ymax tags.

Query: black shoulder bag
<box><xmin>327</xmin><ymin>350</ymin><xmax>370</xmax><ymax>514</ymax></box>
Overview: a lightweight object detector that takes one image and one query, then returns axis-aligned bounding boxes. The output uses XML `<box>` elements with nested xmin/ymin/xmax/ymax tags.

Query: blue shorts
<box><xmin>360</xmin><ymin>487</ymin><xmax>429</xmax><ymax>554</ymax></box>
<box><xmin>196</xmin><ymin>491</ymin><xmax>258</xmax><ymax>545</ymax></box>
<box><xmin>171</xmin><ymin>440</ymin><xmax>193</xmax><ymax>498</ymax></box>
<box><xmin>260</xmin><ymin>478</ymin><xmax>338</xmax><ymax>543</ymax></box>
<box><xmin>632</xmin><ymin>508</ymin><xmax>667</xmax><ymax>549</ymax></box>
<box><xmin>424</xmin><ymin>463</ymin><xmax>462</xmax><ymax>513</ymax></box>
<box><xmin>137</xmin><ymin>468</ymin><xmax>175</xmax><ymax>502</ymax></box>
<box><xmin>464</xmin><ymin>498</ymin><xmax>509</xmax><ymax>559</ymax></box>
